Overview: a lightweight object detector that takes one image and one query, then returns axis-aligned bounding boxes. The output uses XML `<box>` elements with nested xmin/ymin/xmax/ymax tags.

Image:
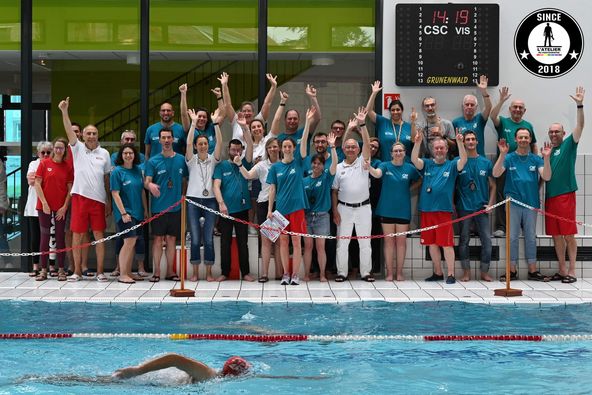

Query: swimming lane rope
<box><xmin>1</xmin><ymin>333</ymin><xmax>592</xmax><ymax>342</ymax></box>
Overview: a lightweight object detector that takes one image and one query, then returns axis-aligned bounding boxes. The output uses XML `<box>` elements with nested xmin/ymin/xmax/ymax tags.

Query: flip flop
<box><xmin>118</xmin><ymin>279</ymin><xmax>136</xmax><ymax>284</ymax></box>
<box><xmin>361</xmin><ymin>275</ymin><xmax>375</xmax><ymax>282</ymax></box>
<box><xmin>335</xmin><ymin>275</ymin><xmax>347</xmax><ymax>283</ymax></box>
<box><xmin>149</xmin><ymin>275</ymin><xmax>160</xmax><ymax>283</ymax></box>
<box><xmin>165</xmin><ymin>275</ymin><xmax>180</xmax><ymax>281</ymax></box>
<box><xmin>258</xmin><ymin>276</ymin><xmax>269</xmax><ymax>283</ymax></box>
<box><xmin>82</xmin><ymin>269</ymin><xmax>95</xmax><ymax>277</ymax></box>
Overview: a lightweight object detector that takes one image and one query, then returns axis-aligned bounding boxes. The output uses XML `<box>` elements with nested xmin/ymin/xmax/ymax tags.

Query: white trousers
<box><xmin>336</xmin><ymin>204</ymin><xmax>372</xmax><ymax>277</ymax></box>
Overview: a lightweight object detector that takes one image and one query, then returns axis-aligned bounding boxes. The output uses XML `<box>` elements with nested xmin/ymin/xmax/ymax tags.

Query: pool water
<box><xmin>2</xmin><ymin>301</ymin><xmax>592</xmax><ymax>394</ymax></box>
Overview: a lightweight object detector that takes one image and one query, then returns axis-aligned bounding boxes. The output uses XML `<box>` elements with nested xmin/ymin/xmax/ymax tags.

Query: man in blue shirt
<box><xmin>452</xmin><ymin>75</ymin><xmax>493</xmax><ymax>157</ymax></box>
<box><xmin>455</xmin><ymin>131</ymin><xmax>495</xmax><ymax>282</ymax></box>
<box><xmin>213</xmin><ymin>137</ymin><xmax>255</xmax><ymax>282</ymax></box>
<box><xmin>493</xmin><ymin>129</ymin><xmax>552</xmax><ymax>281</ymax></box>
<box><xmin>270</xmin><ymin>84</ymin><xmax>322</xmax><ymax>152</ymax></box>
<box><xmin>144</xmin><ymin>129</ymin><xmax>188</xmax><ymax>282</ymax></box>
<box><xmin>412</xmin><ymin>132</ymin><xmax>467</xmax><ymax>284</ymax></box>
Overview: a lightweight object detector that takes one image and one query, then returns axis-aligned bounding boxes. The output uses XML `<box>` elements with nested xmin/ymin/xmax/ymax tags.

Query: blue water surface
<box><xmin>2</xmin><ymin>301</ymin><xmax>592</xmax><ymax>394</ymax></box>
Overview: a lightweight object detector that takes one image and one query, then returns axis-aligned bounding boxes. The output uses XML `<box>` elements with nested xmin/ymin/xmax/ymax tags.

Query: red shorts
<box><xmin>70</xmin><ymin>194</ymin><xmax>106</xmax><ymax>233</ymax></box>
<box><xmin>420</xmin><ymin>211</ymin><xmax>454</xmax><ymax>247</ymax></box>
<box><xmin>545</xmin><ymin>192</ymin><xmax>578</xmax><ymax>235</ymax></box>
<box><xmin>284</xmin><ymin>209</ymin><xmax>307</xmax><ymax>234</ymax></box>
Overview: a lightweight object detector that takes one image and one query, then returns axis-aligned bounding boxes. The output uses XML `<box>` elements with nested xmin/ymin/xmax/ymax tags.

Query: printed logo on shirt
<box><xmin>223</xmin><ymin>171</ymin><xmax>232</xmax><ymax>177</ymax></box>
<box><xmin>157</xmin><ymin>169</ymin><xmax>166</xmax><ymax>175</ymax></box>
<box><xmin>152</xmin><ymin>136</ymin><xmax>159</xmax><ymax>141</ymax></box>
<box><xmin>553</xmin><ymin>149</ymin><xmax>561</xmax><ymax>156</ymax></box>
<box><xmin>384</xmin><ymin>131</ymin><xmax>394</xmax><ymax>136</ymax></box>
<box><xmin>402</xmin><ymin>173</ymin><xmax>409</xmax><ymax>179</ymax></box>
<box><xmin>386</xmin><ymin>171</ymin><xmax>393</xmax><ymax>176</ymax></box>
<box><xmin>47</xmin><ymin>167</ymin><xmax>53</xmax><ymax>172</ymax></box>
<box><xmin>480</xmin><ymin>170</ymin><xmax>487</xmax><ymax>176</ymax></box>
<box><xmin>123</xmin><ymin>180</ymin><xmax>131</xmax><ymax>186</ymax></box>
<box><xmin>288</xmin><ymin>168</ymin><xmax>296</xmax><ymax>175</ymax></box>
<box><xmin>529</xmin><ymin>165</ymin><xmax>536</xmax><ymax>172</ymax></box>
<box><xmin>315</xmin><ymin>181</ymin><xmax>322</xmax><ymax>187</ymax></box>
<box><xmin>509</xmin><ymin>166</ymin><xmax>517</xmax><ymax>171</ymax></box>
<box><xmin>443</xmin><ymin>171</ymin><xmax>450</xmax><ymax>178</ymax></box>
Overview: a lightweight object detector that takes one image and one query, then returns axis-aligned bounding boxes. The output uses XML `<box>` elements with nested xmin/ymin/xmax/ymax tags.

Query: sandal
<box><xmin>258</xmin><ymin>276</ymin><xmax>269</xmax><ymax>283</ymax></box>
<box><xmin>165</xmin><ymin>275</ymin><xmax>180</xmax><ymax>281</ymax></box>
<box><xmin>361</xmin><ymin>275</ymin><xmax>375</xmax><ymax>283</ymax></box>
<box><xmin>527</xmin><ymin>271</ymin><xmax>550</xmax><ymax>282</ymax></box>
<box><xmin>499</xmin><ymin>271</ymin><xmax>518</xmax><ymax>282</ymax></box>
<box><xmin>149</xmin><ymin>275</ymin><xmax>160</xmax><ymax>283</ymax></box>
<box><xmin>561</xmin><ymin>275</ymin><xmax>577</xmax><ymax>284</ymax></box>
<box><xmin>49</xmin><ymin>266</ymin><xmax>58</xmax><ymax>277</ymax></box>
<box><xmin>335</xmin><ymin>275</ymin><xmax>347</xmax><ymax>283</ymax></box>
<box><xmin>57</xmin><ymin>269</ymin><xmax>68</xmax><ymax>282</ymax></box>
<box><xmin>137</xmin><ymin>271</ymin><xmax>150</xmax><ymax>277</ymax></box>
<box><xmin>549</xmin><ymin>272</ymin><xmax>565</xmax><ymax>281</ymax></box>
<box><xmin>35</xmin><ymin>270</ymin><xmax>48</xmax><ymax>281</ymax></box>
<box><xmin>110</xmin><ymin>270</ymin><xmax>120</xmax><ymax>277</ymax></box>
<box><xmin>28</xmin><ymin>269</ymin><xmax>39</xmax><ymax>277</ymax></box>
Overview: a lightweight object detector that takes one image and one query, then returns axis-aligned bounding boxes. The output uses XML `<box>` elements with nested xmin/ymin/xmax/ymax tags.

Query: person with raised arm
<box><xmin>452</xmin><ymin>75</ymin><xmax>493</xmax><ymax>157</ymax></box>
<box><xmin>331</xmin><ymin>107</ymin><xmax>373</xmax><ymax>282</ymax></box>
<box><xmin>365</xmin><ymin>81</ymin><xmax>413</xmax><ymax>162</ymax></box>
<box><xmin>492</xmin><ymin>131</ymin><xmax>552</xmax><ymax>282</ymax></box>
<box><xmin>489</xmin><ymin>86</ymin><xmax>538</xmax><ymax>237</ymax></box>
<box><xmin>302</xmin><ymin>130</ymin><xmax>338</xmax><ymax>282</ymax></box>
<box><xmin>415</xmin><ymin>97</ymin><xmax>457</xmax><ymax>159</ymax></box>
<box><xmin>271</xmin><ymin>84</ymin><xmax>321</xmax><ymax>152</ymax></box>
<box><xmin>545</xmin><ymin>87</ymin><xmax>585</xmax><ymax>284</ymax></box>
<box><xmin>411</xmin><ymin>130</ymin><xmax>467</xmax><ymax>284</ymax></box>
<box><xmin>368</xmin><ymin>141</ymin><xmax>422</xmax><ymax>281</ymax></box>
<box><xmin>265</xmin><ymin>108</ymin><xmax>316</xmax><ymax>285</ymax></box>
<box><xmin>58</xmin><ymin>97</ymin><xmax>111</xmax><ymax>282</ymax></box>
<box><xmin>219</xmin><ymin>71</ymin><xmax>277</xmax><ymax>146</ymax></box>
<box><xmin>213</xmin><ymin>113</ymin><xmax>255</xmax><ymax>282</ymax></box>
<box><xmin>185</xmin><ymin>108</ymin><xmax>223</xmax><ymax>282</ymax></box>
<box><xmin>455</xmin><ymin>130</ymin><xmax>496</xmax><ymax>282</ymax></box>
<box><xmin>144</xmin><ymin>128</ymin><xmax>188</xmax><ymax>283</ymax></box>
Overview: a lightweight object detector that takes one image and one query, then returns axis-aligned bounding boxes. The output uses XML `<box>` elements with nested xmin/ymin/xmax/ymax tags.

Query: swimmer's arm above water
<box><xmin>112</xmin><ymin>353</ymin><xmax>217</xmax><ymax>382</ymax></box>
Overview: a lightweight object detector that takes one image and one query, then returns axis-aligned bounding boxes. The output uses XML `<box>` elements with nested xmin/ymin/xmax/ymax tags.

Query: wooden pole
<box><xmin>170</xmin><ymin>196</ymin><xmax>195</xmax><ymax>297</ymax></box>
<box><xmin>495</xmin><ymin>198</ymin><xmax>522</xmax><ymax>297</ymax></box>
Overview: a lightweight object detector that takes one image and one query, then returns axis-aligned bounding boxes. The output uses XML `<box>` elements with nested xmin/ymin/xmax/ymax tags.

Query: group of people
<box><xmin>24</xmin><ymin>71</ymin><xmax>585</xmax><ymax>286</ymax></box>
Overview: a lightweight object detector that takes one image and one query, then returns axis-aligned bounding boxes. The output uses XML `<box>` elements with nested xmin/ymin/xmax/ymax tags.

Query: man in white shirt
<box><xmin>58</xmin><ymin>97</ymin><xmax>111</xmax><ymax>282</ymax></box>
<box><xmin>331</xmin><ymin>108</ymin><xmax>373</xmax><ymax>282</ymax></box>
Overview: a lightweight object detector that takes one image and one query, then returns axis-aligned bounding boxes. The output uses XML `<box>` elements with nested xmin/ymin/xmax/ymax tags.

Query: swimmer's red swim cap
<box><xmin>222</xmin><ymin>356</ymin><xmax>250</xmax><ymax>376</ymax></box>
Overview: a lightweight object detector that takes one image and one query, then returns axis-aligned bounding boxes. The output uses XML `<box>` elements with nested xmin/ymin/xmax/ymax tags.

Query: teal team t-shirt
<box><xmin>213</xmin><ymin>159</ymin><xmax>252</xmax><ymax>214</ymax></box>
<box><xmin>418</xmin><ymin>159</ymin><xmax>460</xmax><ymax>213</ymax></box>
<box><xmin>503</xmin><ymin>152</ymin><xmax>544</xmax><ymax>208</ymax></box>
<box><xmin>144</xmin><ymin>122</ymin><xmax>187</xmax><ymax>156</ymax></box>
<box><xmin>452</xmin><ymin>113</ymin><xmax>488</xmax><ymax>157</ymax></box>
<box><xmin>375</xmin><ymin>161</ymin><xmax>420</xmax><ymax>220</ymax></box>
<box><xmin>304</xmin><ymin>171</ymin><xmax>334</xmax><ymax>213</ymax></box>
<box><xmin>145</xmin><ymin>153</ymin><xmax>188</xmax><ymax>213</ymax></box>
<box><xmin>110</xmin><ymin>166</ymin><xmax>145</xmax><ymax>222</ymax></box>
<box><xmin>456</xmin><ymin>156</ymin><xmax>493</xmax><ymax>212</ymax></box>
<box><xmin>266</xmin><ymin>153</ymin><xmax>309</xmax><ymax>215</ymax></box>
<box><xmin>375</xmin><ymin>114</ymin><xmax>412</xmax><ymax>162</ymax></box>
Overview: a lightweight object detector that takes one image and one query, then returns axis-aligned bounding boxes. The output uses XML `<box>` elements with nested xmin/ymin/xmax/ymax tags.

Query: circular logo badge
<box><xmin>514</xmin><ymin>8</ymin><xmax>583</xmax><ymax>78</ymax></box>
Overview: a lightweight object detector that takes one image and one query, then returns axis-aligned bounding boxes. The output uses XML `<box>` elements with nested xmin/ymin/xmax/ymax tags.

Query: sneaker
<box><xmin>493</xmin><ymin>230</ymin><xmax>505</xmax><ymax>238</ymax></box>
<box><xmin>446</xmin><ymin>275</ymin><xmax>456</xmax><ymax>284</ymax></box>
<box><xmin>280</xmin><ymin>274</ymin><xmax>290</xmax><ymax>285</ymax></box>
<box><xmin>290</xmin><ymin>275</ymin><xmax>300</xmax><ymax>285</ymax></box>
<box><xmin>425</xmin><ymin>273</ymin><xmax>444</xmax><ymax>282</ymax></box>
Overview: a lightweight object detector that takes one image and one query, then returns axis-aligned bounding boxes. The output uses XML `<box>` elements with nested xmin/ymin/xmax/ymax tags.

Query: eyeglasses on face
<box><xmin>40</xmin><ymin>151</ymin><xmax>52</xmax><ymax>155</ymax></box>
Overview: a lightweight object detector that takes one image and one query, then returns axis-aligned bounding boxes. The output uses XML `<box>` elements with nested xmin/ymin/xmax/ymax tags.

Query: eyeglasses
<box><xmin>123</xmin><ymin>138</ymin><xmax>135</xmax><ymax>142</ymax></box>
<box><xmin>331</xmin><ymin>126</ymin><xmax>345</xmax><ymax>130</ymax></box>
<box><xmin>548</xmin><ymin>130</ymin><xmax>563</xmax><ymax>134</ymax></box>
<box><xmin>40</xmin><ymin>151</ymin><xmax>51</xmax><ymax>155</ymax></box>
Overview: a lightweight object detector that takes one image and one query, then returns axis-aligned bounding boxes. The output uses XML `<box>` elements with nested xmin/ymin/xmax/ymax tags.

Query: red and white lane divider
<box><xmin>1</xmin><ymin>333</ymin><xmax>592</xmax><ymax>342</ymax></box>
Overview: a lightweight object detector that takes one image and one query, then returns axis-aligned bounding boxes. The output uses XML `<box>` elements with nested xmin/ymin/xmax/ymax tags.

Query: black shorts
<box><xmin>380</xmin><ymin>216</ymin><xmax>410</xmax><ymax>225</ymax></box>
<box><xmin>151</xmin><ymin>211</ymin><xmax>181</xmax><ymax>238</ymax></box>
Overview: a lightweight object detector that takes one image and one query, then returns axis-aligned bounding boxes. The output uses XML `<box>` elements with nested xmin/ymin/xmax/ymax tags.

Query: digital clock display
<box><xmin>396</xmin><ymin>4</ymin><xmax>499</xmax><ymax>86</ymax></box>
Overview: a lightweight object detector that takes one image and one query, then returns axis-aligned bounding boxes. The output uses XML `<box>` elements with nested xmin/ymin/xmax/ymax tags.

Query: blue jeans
<box><xmin>187</xmin><ymin>197</ymin><xmax>218</xmax><ymax>265</ymax></box>
<box><xmin>458</xmin><ymin>210</ymin><xmax>491</xmax><ymax>272</ymax></box>
<box><xmin>509</xmin><ymin>204</ymin><xmax>537</xmax><ymax>265</ymax></box>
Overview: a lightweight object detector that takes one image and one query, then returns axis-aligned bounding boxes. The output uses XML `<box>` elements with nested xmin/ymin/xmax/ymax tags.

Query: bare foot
<box><xmin>303</xmin><ymin>275</ymin><xmax>311</xmax><ymax>282</ymax></box>
<box><xmin>480</xmin><ymin>272</ymin><xmax>493</xmax><ymax>282</ymax></box>
<box><xmin>216</xmin><ymin>275</ymin><xmax>227</xmax><ymax>282</ymax></box>
<box><xmin>320</xmin><ymin>276</ymin><xmax>328</xmax><ymax>282</ymax></box>
<box><xmin>206</xmin><ymin>275</ymin><xmax>215</xmax><ymax>282</ymax></box>
<box><xmin>461</xmin><ymin>269</ymin><xmax>470</xmax><ymax>282</ymax></box>
<box><xmin>190</xmin><ymin>274</ymin><xmax>198</xmax><ymax>282</ymax></box>
<box><xmin>385</xmin><ymin>275</ymin><xmax>394</xmax><ymax>281</ymax></box>
<box><xmin>242</xmin><ymin>274</ymin><xmax>255</xmax><ymax>282</ymax></box>
<box><xmin>396</xmin><ymin>275</ymin><xmax>405</xmax><ymax>281</ymax></box>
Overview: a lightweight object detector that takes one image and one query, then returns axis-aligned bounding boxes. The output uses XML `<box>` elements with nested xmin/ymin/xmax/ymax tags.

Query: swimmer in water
<box><xmin>112</xmin><ymin>353</ymin><xmax>250</xmax><ymax>382</ymax></box>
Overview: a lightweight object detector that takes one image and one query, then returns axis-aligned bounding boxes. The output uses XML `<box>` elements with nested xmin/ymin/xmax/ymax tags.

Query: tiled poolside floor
<box><xmin>1</xmin><ymin>272</ymin><xmax>592</xmax><ymax>305</ymax></box>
